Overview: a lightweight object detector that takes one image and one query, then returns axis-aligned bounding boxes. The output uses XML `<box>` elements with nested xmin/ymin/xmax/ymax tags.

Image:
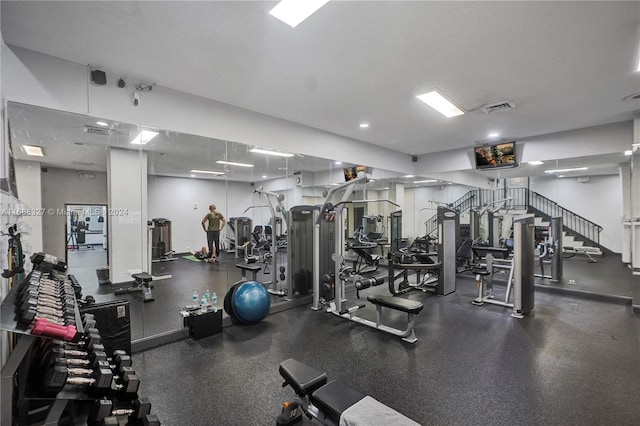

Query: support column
<box><xmin>620</xmin><ymin>163</ymin><xmax>631</xmax><ymax>264</ymax></box>
<box><xmin>107</xmin><ymin>148</ymin><xmax>147</xmax><ymax>284</ymax></box>
<box><xmin>631</xmin><ymin>115</ymin><xmax>640</xmax><ymax>313</ymax></box>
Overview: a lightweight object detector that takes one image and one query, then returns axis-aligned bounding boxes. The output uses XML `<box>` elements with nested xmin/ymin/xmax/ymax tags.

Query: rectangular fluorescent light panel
<box><xmin>269</xmin><ymin>0</ymin><xmax>330</xmax><ymax>28</ymax></box>
<box><xmin>625</xmin><ymin>150</ymin><xmax>633</xmax><ymax>156</ymax></box>
<box><xmin>416</xmin><ymin>90</ymin><xmax>465</xmax><ymax>118</ymax></box>
<box><xmin>249</xmin><ymin>148</ymin><xmax>294</xmax><ymax>158</ymax></box>
<box><xmin>544</xmin><ymin>167</ymin><xmax>588</xmax><ymax>174</ymax></box>
<box><xmin>528</xmin><ymin>160</ymin><xmax>544</xmax><ymax>165</ymax></box>
<box><xmin>190</xmin><ymin>169</ymin><xmax>225</xmax><ymax>175</ymax></box>
<box><xmin>413</xmin><ymin>180</ymin><xmax>438</xmax><ymax>184</ymax></box>
<box><xmin>23</xmin><ymin>145</ymin><xmax>44</xmax><ymax>157</ymax></box>
<box><xmin>216</xmin><ymin>160</ymin><xmax>254</xmax><ymax>168</ymax></box>
<box><xmin>131</xmin><ymin>130</ymin><xmax>159</xmax><ymax>145</ymax></box>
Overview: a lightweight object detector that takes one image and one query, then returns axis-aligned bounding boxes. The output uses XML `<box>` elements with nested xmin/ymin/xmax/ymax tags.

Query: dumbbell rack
<box><xmin>1</xmin><ymin>268</ymin><xmax>86</xmax><ymax>425</ymax></box>
<box><xmin>1</xmin><ymin>254</ymin><xmax>160</xmax><ymax>425</ymax></box>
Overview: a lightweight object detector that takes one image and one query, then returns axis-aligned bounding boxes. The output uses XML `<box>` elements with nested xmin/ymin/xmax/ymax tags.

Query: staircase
<box><xmin>423</xmin><ymin>188</ymin><xmax>606</xmax><ymax>257</ymax></box>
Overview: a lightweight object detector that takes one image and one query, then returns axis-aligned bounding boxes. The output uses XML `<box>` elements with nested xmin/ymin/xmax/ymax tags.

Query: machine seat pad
<box><xmin>394</xmin><ymin>262</ymin><xmax>441</xmax><ymax>270</ymax></box>
<box><xmin>236</xmin><ymin>263</ymin><xmax>262</xmax><ymax>272</ymax></box>
<box><xmin>367</xmin><ymin>295</ymin><xmax>424</xmax><ymax>314</ymax></box>
<box><xmin>132</xmin><ymin>272</ymin><xmax>153</xmax><ymax>282</ymax></box>
<box><xmin>310</xmin><ymin>380</ymin><xmax>365</xmax><ymax>424</ymax></box>
<box><xmin>279</xmin><ymin>359</ymin><xmax>327</xmax><ymax>397</ymax></box>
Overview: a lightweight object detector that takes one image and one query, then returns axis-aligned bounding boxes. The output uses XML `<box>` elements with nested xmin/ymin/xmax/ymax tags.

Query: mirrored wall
<box><xmin>7</xmin><ymin>101</ymin><xmax>632</xmax><ymax>345</ymax></box>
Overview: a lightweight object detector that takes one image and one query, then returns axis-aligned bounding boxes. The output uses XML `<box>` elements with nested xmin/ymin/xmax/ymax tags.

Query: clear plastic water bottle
<box><xmin>200</xmin><ymin>296</ymin><xmax>208</xmax><ymax>313</ymax></box>
<box><xmin>192</xmin><ymin>290</ymin><xmax>199</xmax><ymax>307</ymax></box>
<box><xmin>204</xmin><ymin>289</ymin><xmax>211</xmax><ymax>305</ymax></box>
<box><xmin>212</xmin><ymin>292</ymin><xmax>218</xmax><ymax>311</ymax></box>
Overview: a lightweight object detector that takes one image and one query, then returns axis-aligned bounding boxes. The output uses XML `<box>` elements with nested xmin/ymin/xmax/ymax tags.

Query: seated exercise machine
<box><xmin>277</xmin><ymin>358</ymin><xmax>420</xmax><ymax>426</ymax></box>
<box><xmin>313</xmin><ymin>174</ymin><xmax>424</xmax><ymax>343</ymax></box>
<box><xmin>387</xmin><ymin>207</ymin><xmax>457</xmax><ymax>297</ymax></box>
<box><xmin>470</xmin><ymin>216</ymin><xmax>535</xmax><ymax>318</ymax></box>
<box><xmin>347</xmin><ymin>229</ymin><xmax>380</xmax><ymax>275</ymax></box>
<box><xmin>535</xmin><ymin>217</ymin><xmax>563</xmax><ymax>281</ymax></box>
<box><xmin>254</xmin><ymin>186</ymin><xmax>288</xmax><ymax>297</ymax></box>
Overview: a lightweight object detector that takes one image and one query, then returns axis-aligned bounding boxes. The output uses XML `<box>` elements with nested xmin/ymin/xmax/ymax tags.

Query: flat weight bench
<box><xmin>365</xmin><ymin>295</ymin><xmax>423</xmax><ymax>343</ymax></box>
<box><xmin>235</xmin><ymin>263</ymin><xmax>261</xmax><ymax>281</ymax></box>
<box><xmin>277</xmin><ymin>358</ymin><xmax>420</xmax><ymax>426</ymax></box>
<box><xmin>114</xmin><ymin>272</ymin><xmax>155</xmax><ymax>303</ymax></box>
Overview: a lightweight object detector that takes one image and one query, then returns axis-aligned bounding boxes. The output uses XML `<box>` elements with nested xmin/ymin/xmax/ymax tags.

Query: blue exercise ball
<box><xmin>232</xmin><ymin>281</ymin><xmax>271</xmax><ymax>324</ymax></box>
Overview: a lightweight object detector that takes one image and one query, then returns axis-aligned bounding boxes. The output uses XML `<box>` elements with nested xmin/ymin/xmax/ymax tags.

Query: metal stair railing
<box><xmin>423</xmin><ymin>188</ymin><xmax>602</xmax><ymax>246</ymax></box>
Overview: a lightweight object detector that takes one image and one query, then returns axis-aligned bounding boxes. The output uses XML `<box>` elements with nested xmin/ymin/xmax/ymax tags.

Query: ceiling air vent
<box><xmin>84</xmin><ymin>125</ymin><xmax>113</xmax><ymax>136</ymax></box>
<box><xmin>480</xmin><ymin>100</ymin><xmax>517</xmax><ymax>114</ymax></box>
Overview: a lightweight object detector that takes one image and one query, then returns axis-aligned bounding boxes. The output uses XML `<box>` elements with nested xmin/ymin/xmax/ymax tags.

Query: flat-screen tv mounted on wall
<box><xmin>343</xmin><ymin>165</ymin><xmax>367</xmax><ymax>182</ymax></box>
<box><xmin>474</xmin><ymin>141</ymin><xmax>517</xmax><ymax>170</ymax></box>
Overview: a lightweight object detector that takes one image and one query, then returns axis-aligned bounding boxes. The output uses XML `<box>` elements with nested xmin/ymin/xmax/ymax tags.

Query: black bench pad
<box><xmin>310</xmin><ymin>380</ymin><xmax>365</xmax><ymax>424</ymax></box>
<box><xmin>236</xmin><ymin>263</ymin><xmax>262</xmax><ymax>272</ymax></box>
<box><xmin>367</xmin><ymin>295</ymin><xmax>424</xmax><ymax>314</ymax></box>
<box><xmin>393</xmin><ymin>262</ymin><xmax>441</xmax><ymax>270</ymax></box>
<box><xmin>132</xmin><ymin>272</ymin><xmax>152</xmax><ymax>282</ymax></box>
<box><xmin>279</xmin><ymin>358</ymin><xmax>327</xmax><ymax>397</ymax></box>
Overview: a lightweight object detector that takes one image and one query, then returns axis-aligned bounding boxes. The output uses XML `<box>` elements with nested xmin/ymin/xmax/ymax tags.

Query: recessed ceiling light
<box><xmin>359</xmin><ymin>123</ymin><xmax>369</xmax><ymax>128</ymax></box>
<box><xmin>190</xmin><ymin>169</ymin><xmax>226</xmax><ymax>175</ymax></box>
<box><xmin>268</xmin><ymin>0</ymin><xmax>329</xmax><ymax>28</ymax></box>
<box><xmin>488</xmin><ymin>132</ymin><xmax>500</xmax><ymax>138</ymax></box>
<box><xmin>404</xmin><ymin>175</ymin><xmax>414</xmax><ymax>178</ymax></box>
<box><xmin>528</xmin><ymin>161</ymin><xmax>544</xmax><ymax>165</ymax></box>
<box><xmin>414</xmin><ymin>179</ymin><xmax>438</xmax><ymax>184</ymax></box>
<box><xmin>249</xmin><ymin>148</ymin><xmax>294</xmax><ymax>158</ymax></box>
<box><xmin>262</xmin><ymin>175</ymin><xmax>268</xmax><ymax>179</ymax></box>
<box><xmin>330</xmin><ymin>183</ymin><xmax>340</xmax><ymax>186</ymax></box>
<box><xmin>216</xmin><ymin>160</ymin><xmax>254</xmax><ymax>168</ymax></box>
<box><xmin>447</xmin><ymin>182</ymin><xmax>453</xmax><ymax>185</ymax></box>
<box><xmin>96</xmin><ymin>121</ymin><xmax>109</xmax><ymax>127</ymax></box>
<box><xmin>334</xmin><ymin>161</ymin><xmax>342</xmax><ymax>165</ymax></box>
<box><xmin>382</xmin><ymin>187</ymin><xmax>389</xmax><ymax>190</ymax></box>
<box><xmin>544</xmin><ymin>167</ymin><xmax>588</xmax><ymax>174</ymax></box>
<box><xmin>416</xmin><ymin>90</ymin><xmax>465</xmax><ymax>118</ymax></box>
<box><xmin>558</xmin><ymin>175</ymin><xmax>565</xmax><ymax>178</ymax></box>
<box><xmin>131</xmin><ymin>129</ymin><xmax>159</xmax><ymax>145</ymax></box>
<box><xmin>625</xmin><ymin>150</ymin><xmax>633</xmax><ymax>156</ymax></box>
<box><xmin>190</xmin><ymin>174</ymin><xmax>196</xmax><ymax>178</ymax></box>
<box><xmin>369</xmin><ymin>179</ymin><xmax>376</xmax><ymax>182</ymax></box>
<box><xmin>23</xmin><ymin>145</ymin><xmax>44</xmax><ymax>157</ymax></box>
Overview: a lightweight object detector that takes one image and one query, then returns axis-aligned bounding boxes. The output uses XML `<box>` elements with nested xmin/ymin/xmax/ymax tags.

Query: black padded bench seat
<box><xmin>310</xmin><ymin>380</ymin><xmax>366</xmax><ymax>424</ymax></box>
<box><xmin>366</xmin><ymin>295</ymin><xmax>424</xmax><ymax>314</ymax></box>
<box><xmin>132</xmin><ymin>272</ymin><xmax>153</xmax><ymax>283</ymax></box>
<box><xmin>393</xmin><ymin>262</ymin><xmax>441</xmax><ymax>270</ymax></box>
<box><xmin>279</xmin><ymin>358</ymin><xmax>327</xmax><ymax>397</ymax></box>
<box><xmin>236</xmin><ymin>263</ymin><xmax>261</xmax><ymax>281</ymax></box>
<box><xmin>235</xmin><ymin>263</ymin><xmax>261</xmax><ymax>272</ymax></box>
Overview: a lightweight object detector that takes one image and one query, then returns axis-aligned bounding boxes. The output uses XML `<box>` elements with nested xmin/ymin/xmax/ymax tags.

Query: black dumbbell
<box><xmin>89</xmin><ymin>397</ymin><xmax>152</xmax><ymax>423</ymax></box>
<box><xmin>43</xmin><ymin>365</ymin><xmax>113</xmax><ymax>393</ymax></box>
<box><xmin>143</xmin><ymin>414</ymin><xmax>161</xmax><ymax>425</ymax></box>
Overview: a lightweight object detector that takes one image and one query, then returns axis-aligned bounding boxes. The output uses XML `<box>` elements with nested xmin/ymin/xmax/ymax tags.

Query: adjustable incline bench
<box><xmin>277</xmin><ymin>358</ymin><xmax>420</xmax><ymax>426</ymax></box>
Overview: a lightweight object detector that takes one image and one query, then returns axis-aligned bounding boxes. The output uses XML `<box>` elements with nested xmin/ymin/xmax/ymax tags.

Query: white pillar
<box><xmin>107</xmin><ymin>148</ymin><xmax>147</xmax><ymax>284</ymax></box>
<box><xmin>631</xmin><ymin>115</ymin><xmax>640</xmax><ymax>313</ymax></box>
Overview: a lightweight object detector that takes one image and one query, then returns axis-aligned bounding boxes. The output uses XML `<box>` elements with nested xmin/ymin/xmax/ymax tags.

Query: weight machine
<box><xmin>254</xmin><ymin>187</ymin><xmax>288</xmax><ymax>297</ymax></box>
<box><xmin>471</xmin><ymin>216</ymin><xmax>535</xmax><ymax>318</ymax></box>
<box><xmin>312</xmin><ymin>174</ymin><xmax>424</xmax><ymax>343</ymax></box>
<box><xmin>535</xmin><ymin>217</ymin><xmax>563</xmax><ymax>282</ymax></box>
